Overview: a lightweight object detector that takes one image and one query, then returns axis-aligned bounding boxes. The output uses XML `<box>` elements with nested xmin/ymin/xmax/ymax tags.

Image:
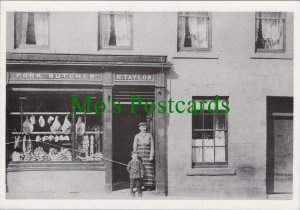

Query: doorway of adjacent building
<box><xmin>112</xmin><ymin>104</ymin><xmax>150</xmax><ymax>191</ymax></box>
<box><xmin>267</xmin><ymin>97</ymin><xmax>293</xmax><ymax>194</ymax></box>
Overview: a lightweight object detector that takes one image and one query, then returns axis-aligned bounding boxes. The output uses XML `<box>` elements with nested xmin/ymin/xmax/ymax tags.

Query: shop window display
<box><xmin>7</xmin><ymin>92</ymin><xmax>103</xmax><ymax>163</ymax></box>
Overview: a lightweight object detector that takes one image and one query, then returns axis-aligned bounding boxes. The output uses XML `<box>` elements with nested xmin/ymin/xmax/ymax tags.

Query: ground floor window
<box><xmin>191</xmin><ymin>96</ymin><xmax>228</xmax><ymax>167</ymax></box>
<box><xmin>7</xmin><ymin>89</ymin><xmax>104</xmax><ymax>163</ymax></box>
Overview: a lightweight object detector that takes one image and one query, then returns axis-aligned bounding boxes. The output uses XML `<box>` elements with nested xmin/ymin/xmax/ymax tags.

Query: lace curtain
<box><xmin>256</xmin><ymin>12</ymin><xmax>284</xmax><ymax>50</ymax></box>
<box><xmin>178</xmin><ymin>12</ymin><xmax>209</xmax><ymax>49</ymax></box>
<box><xmin>34</xmin><ymin>13</ymin><xmax>49</xmax><ymax>45</ymax></box>
<box><xmin>100</xmin><ymin>12</ymin><xmax>131</xmax><ymax>47</ymax></box>
<box><xmin>15</xmin><ymin>12</ymin><xmax>49</xmax><ymax>48</ymax></box>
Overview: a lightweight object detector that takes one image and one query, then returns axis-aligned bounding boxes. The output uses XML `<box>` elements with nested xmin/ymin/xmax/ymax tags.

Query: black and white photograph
<box><xmin>0</xmin><ymin>1</ymin><xmax>299</xmax><ymax>210</ymax></box>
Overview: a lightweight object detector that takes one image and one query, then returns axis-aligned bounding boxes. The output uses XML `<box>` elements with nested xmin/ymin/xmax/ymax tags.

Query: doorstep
<box><xmin>266</xmin><ymin>193</ymin><xmax>293</xmax><ymax>200</ymax></box>
<box><xmin>112</xmin><ymin>188</ymin><xmax>165</xmax><ymax>197</ymax></box>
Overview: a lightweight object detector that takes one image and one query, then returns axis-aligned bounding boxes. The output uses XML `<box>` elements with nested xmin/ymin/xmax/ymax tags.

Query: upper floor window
<box><xmin>192</xmin><ymin>96</ymin><xmax>228</xmax><ymax>167</ymax></box>
<box><xmin>14</xmin><ymin>12</ymin><xmax>49</xmax><ymax>49</ymax></box>
<box><xmin>255</xmin><ymin>12</ymin><xmax>285</xmax><ymax>52</ymax></box>
<box><xmin>99</xmin><ymin>12</ymin><xmax>133</xmax><ymax>49</ymax></box>
<box><xmin>177</xmin><ymin>12</ymin><xmax>211</xmax><ymax>52</ymax></box>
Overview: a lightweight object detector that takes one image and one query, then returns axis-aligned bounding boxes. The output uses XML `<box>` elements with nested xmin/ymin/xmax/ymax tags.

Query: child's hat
<box><xmin>131</xmin><ymin>150</ymin><xmax>137</xmax><ymax>155</ymax></box>
<box><xmin>138</xmin><ymin>122</ymin><xmax>147</xmax><ymax>127</ymax></box>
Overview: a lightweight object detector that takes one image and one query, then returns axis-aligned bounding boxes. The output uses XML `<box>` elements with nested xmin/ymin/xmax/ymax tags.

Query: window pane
<box><xmin>215</xmin><ymin>114</ymin><xmax>226</xmax><ymax>130</ymax></box>
<box><xmin>193</xmin><ymin>139</ymin><xmax>203</xmax><ymax>146</ymax></box>
<box><xmin>100</xmin><ymin>13</ymin><xmax>132</xmax><ymax>48</ymax></box>
<box><xmin>193</xmin><ymin>131</ymin><xmax>213</xmax><ymax>139</ymax></box>
<box><xmin>203</xmin><ymin>138</ymin><xmax>214</xmax><ymax>146</ymax></box>
<box><xmin>203</xmin><ymin>100</ymin><xmax>224</xmax><ymax>111</ymax></box>
<box><xmin>26</xmin><ymin>13</ymin><xmax>36</xmax><ymax>44</ymax></box>
<box><xmin>192</xmin><ymin>114</ymin><xmax>203</xmax><ymax>129</ymax></box>
<box><xmin>215</xmin><ymin>131</ymin><xmax>225</xmax><ymax>146</ymax></box>
<box><xmin>204</xmin><ymin>131</ymin><xmax>213</xmax><ymax>139</ymax></box>
<box><xmin>180</xmin><ymin>12</ymin><xmax>209</xmax><ymax>17</ymax></box>
<box><xmin>192</xmin><ymin>131</ymin><xmax>201</xmax><ymax>139</ymax></box>
<box><xmin>204</xmin><ymin>114</ymin><xmax>213</xmax><ymax>129</ymax></box>
<box><xmin>34</xmin><ymin>13</ymin><xmax>49</xmax><ymax>45</ymax></box>
<box><xmin>215</xmin><ymin>147</ymin><xmax>226</xmax><ymax>162</ymax></box>
<box><xmin>256</xmin><ymin>12</ymin><xmax>284</xmax><ymax>51</ymax></box>
<box><xmin>192</xmin><ymin>147</ymin><xmax>203</xmax><ymax>162</ymax></box>
<box><xmin>15</xmin><ymin>12</ymin><xmax>49</xmax><ymax>48</ymax></box>
<box><xmin>203</xmin><ymin>147</ymin><xmax>214</xmax><ymax>162</ymax></box>
<box><xmin>178</xmin><ymin>12</ymin><xmax>209</xmax><ymax>49</ymax></box>
<box><xmin>258</xmin><ymin>12</ymin><xmax>284</xmax><ymax>19</ymax></box>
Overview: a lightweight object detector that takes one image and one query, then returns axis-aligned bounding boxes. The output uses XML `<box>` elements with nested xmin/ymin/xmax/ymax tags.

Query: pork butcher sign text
<box><xmin>9</xmin><ymin>72</ymin><xmax>102</xmax><ymax>81</ymax></box>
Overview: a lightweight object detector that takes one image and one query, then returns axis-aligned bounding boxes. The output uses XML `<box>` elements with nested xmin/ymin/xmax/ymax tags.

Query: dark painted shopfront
<box><xmin>6</xmin><ymin>53</ymin><xmax>171</xmax><ymax>196</ymax></box>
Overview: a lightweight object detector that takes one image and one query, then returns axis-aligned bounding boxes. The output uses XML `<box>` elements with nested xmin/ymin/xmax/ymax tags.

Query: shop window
<box><xmin>192</xmin><ymin>97</ymin><xmax>228</xmax><ymax>167</ymax></box>
<box><xmin>99</xmin><ymin>12</ymin><xmax>133</xmax><ymax>49</ymax></box>
<box><xmin>177</xmin><ymin>12</ymin><xmax>211</xmax><ymax>51</ymax></box>
<box><xmin>255</xmin><ymin>12</ymin><xmax>285</xmax><ymax>52</ymax></box>
<box><xmin>14</xmin><ymin>12</ymin><xmax>49</xmax><ymax>49</ymax></box>
<box><xmin>7</xmin><ymin>92</ymin><xmax>103</xmax><ymax>163</ymax></box>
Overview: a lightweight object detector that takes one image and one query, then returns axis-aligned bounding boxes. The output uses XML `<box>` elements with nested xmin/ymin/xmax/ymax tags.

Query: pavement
<box><xmin>6</xmin><ymin>182</ymin><xmax>293</xmax><ymax>200</ymax></box>
<box><xmin>6</xmin><ymin>191</ymin><xmax>293</xmax><ymax>200</ymax></box>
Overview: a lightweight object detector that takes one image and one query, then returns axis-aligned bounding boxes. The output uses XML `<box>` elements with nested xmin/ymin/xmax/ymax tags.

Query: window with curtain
<box><xmin>192</xmin><ymin>97</ymin><xmax>228</xmax><ymax>167</ymax></box>
<box><xmin>178</xmin><ymin>12</ymin><xmax>211</xmax><ymax>51</ymax></box>
<box><xmin>99</xmin><ymin>12</ymin><xmax>132</xmax><ymax>49</ymax></box>
<box><xmin>255</xmin><ymin>12</ymin><xmax>285</xmax><ymax>52</ymax></box>
<box><xmin>14</xmin><ymin>12</ymin><xmax>49</xmax><ymax>49</ymax></box>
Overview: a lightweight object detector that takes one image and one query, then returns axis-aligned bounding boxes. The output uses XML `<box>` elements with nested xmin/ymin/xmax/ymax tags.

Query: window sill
<box><xmin>186</xmin><ymin>167</ymin><xmax>236</xmax><ymax>176</ymax></box>
<box><xmin>99</xmin><ymin>46</ymin><xmax>133</xmax><ymax>51</ymax></box>
<box><xmin>173</xmin><ymin>52</ymin><xmax>219</xmax><ymax>59</ymax></box>
<box><xmin>250</xmin><ymin>53</ymin><xmax>293</xmax><ymax>60</ymax></box>
<box><xmin>16</xmin><ymin>44</ymin><xmax>49</xmax><ymax>50</ymax></box>
<box><xmin>7</xmin><ymin>161</ymin><xmax>105</xmax><ymax>172</ymax></box>
<box><xmin>9</xmin><ymin>48</ymin><xmax>52</xmax><ymax>54</ymax></box>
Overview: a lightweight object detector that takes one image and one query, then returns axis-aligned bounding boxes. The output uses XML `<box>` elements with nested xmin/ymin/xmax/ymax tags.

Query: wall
<box><xmin>7</xmin><ymin>171</ymin><xmax>105</xmax><ymax>198</ymax></box>
<box><xmin>166</xmin><ymin>12</ymin><xmax>293</xmax><ymax>198</ymax></box>
<box><xmin>6</xmin><ymin>12</ymin><xmax>293</xmax><ymax>198</ymax></box>
<box><xmin>6</xmin><ymin>12</ymin><xmax>177</xmax><ymax>56</ymax></box>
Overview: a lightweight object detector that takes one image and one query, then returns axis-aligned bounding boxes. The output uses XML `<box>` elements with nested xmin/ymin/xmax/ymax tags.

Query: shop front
<box><xmin>6</xmin><ymin>53</ymin><xmax>170</xmax><ymax>197</ymax></box>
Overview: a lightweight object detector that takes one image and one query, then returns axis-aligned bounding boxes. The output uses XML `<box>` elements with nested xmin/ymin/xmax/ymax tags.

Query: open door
<box><xmin>112</xmin><ymin>105</ymin><xmax>149</xmax><ymax>191</ymax></box>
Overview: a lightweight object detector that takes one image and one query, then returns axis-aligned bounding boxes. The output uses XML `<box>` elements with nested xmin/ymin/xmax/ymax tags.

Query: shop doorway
<box><xmin>112</xmin><ymin>104</ymin><xmax>150</xmax><ymax>191</ymax></box>
<box><xmin>267</xmin><ymin>97</ymin><xmax>293</xmax><ymax>194</ymax></box>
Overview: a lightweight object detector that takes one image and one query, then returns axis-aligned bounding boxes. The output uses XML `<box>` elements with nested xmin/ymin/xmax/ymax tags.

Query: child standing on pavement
<box><xmin>127</xmin><ymin>151</ymin><xmax>144</xmax><ymax>197</ymax></box>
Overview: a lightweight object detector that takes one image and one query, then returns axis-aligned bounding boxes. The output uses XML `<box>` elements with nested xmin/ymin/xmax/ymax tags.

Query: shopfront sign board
<box><xmin>7</xmin><ymin>72</ymin><xmax>103</xmax><ymax>85</ymax></box>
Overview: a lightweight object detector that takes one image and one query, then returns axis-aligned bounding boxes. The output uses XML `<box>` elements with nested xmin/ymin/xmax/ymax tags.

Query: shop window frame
<box><xmin>6</xmin><ymin>89</ymin><xmax>104</xmax><ymax>165</ymax></box>
<box><xmin>98</xmin><ymin>11</ymin><xmax>133</xmax><ymax>50</ymax></box>
<box><xmin>255</xmin><ymin>12</ymin><xmax>286</xmax><ymax>53</ymax></box>
<box><xmin>177</xmin><ymin>12</ymin><xmax>212</xmax><ymax>52</ymax></box>
<box><xmin>14</xmin><ymin>12</ymin><xmax>50</xmax><ymax>50</ymax></box>
<box><xmin>191</xmin><ymin>96</ymin><xmax>229</xmax><ymax>168</ymax></box>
